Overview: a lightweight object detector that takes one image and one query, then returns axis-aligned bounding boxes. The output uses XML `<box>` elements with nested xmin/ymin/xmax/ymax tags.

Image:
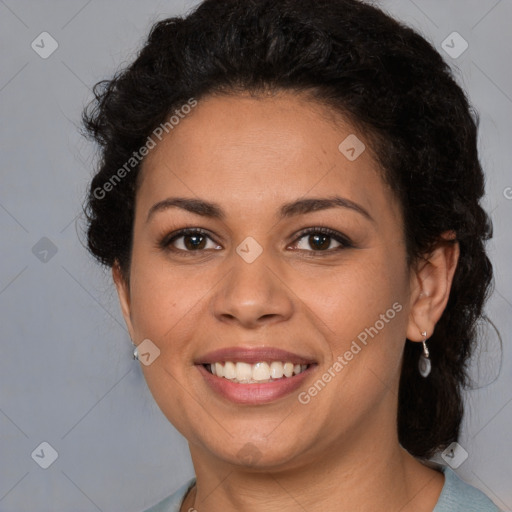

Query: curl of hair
<box><xmin>82</xmin><ymin>0</ymin><xmax>493</xmax><ymax>458</ymax></box>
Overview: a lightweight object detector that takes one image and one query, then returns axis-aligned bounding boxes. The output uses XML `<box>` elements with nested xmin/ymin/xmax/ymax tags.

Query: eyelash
<box><xmin>159</xmin><ymin>227</ymin><xmax>354</xmax><ymax>256</ymax></box>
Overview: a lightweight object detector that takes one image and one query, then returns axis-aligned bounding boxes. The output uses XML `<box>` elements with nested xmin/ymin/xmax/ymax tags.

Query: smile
<box><xmin>205</xmin><ymin>361</ymin><xmax>310</xmax><ymax>383</ymax></box>
<box><xmin>195</xmin><ymin>347</ymin><xmax>317</xmax><ymax>404</ymax></box>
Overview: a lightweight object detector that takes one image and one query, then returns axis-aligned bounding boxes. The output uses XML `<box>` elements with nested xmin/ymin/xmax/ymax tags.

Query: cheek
<box><xmin>295</xmin><ymin>258</ymin><xmax>408</xmax><ymax>426</ymax></box>
<box><xmin>128</xmin><ymin>251</ymin><xmax>206</xmax><ymax>342</ymax></box>
<box><xmin>296</xmin><ymin>254</ymin><xmax>408</xmax><ymax>350</ymax></box>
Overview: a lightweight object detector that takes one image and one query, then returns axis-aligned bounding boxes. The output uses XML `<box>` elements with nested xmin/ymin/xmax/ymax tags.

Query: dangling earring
<box><xmin>418</xmin><ymin>331</ymin><xmax>431</xmax><ymax>377</ymax></box>
<box><xmin>132</xmin><ymin>343</ymin><xmax>139</xmax><ymax>361</ymax></box>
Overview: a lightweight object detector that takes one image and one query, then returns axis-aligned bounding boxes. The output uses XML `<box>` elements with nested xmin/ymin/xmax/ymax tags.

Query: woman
<box><xmin>82</xmin><ymin>0</ymin><xmax>499</xmax><ymax>510</ymax></box>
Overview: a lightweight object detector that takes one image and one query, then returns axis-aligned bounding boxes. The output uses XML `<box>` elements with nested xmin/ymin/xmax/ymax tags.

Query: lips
<box><xmin>195</xmin><ymin>347</ymin><xmax>317</xmax><ymax>404</ymax></box>
<box><xmin>195</xmin><ymin>347</ymin><xmax>316</xmax><ymax>366</ymax></box>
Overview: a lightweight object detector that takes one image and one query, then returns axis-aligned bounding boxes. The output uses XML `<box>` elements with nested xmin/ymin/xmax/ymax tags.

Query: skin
<box><xmin>113</xmin><ymin>91</ymin><xmax>460</xmax><ymax>511</ymax></box>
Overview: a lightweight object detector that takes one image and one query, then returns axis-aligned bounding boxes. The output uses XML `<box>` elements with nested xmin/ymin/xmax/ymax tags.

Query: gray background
<box><xmin>1</xmin><ymin>1</ymin><xmax>511</xmax><ymax>510</ymax></box>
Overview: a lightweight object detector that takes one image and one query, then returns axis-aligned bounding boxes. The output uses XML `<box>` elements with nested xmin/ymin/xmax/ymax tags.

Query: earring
<box><xmin>132</xmin><ymin>343</ymin><xmax>139</xmax><ymax>361</ymax></box>
<box><xmin>418</xmin><ymin>330</ymin><xmax>431</xmax><ymax>377</ymax></box>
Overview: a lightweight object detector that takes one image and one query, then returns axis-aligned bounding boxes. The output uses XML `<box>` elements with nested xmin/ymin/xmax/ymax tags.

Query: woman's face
<box><xmin>116</xmin><ymin>91</ymin><xmax>421</xmax><ymax>469</ymax></box>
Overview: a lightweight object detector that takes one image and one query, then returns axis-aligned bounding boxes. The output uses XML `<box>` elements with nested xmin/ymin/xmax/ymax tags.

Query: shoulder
<box><xmin>139</xmin><ymin>468</ymin><xmax>501</xmax><ymax>512</ymax></box>
<box><xmin>434</xmin><ymin>465</ymin><xmax>501</xmax><ymax>512</ymax></box>
<box><xmin>141</xmin><ymin>478</ymin><xmax>196</xmax><ymax>512</ymax></box>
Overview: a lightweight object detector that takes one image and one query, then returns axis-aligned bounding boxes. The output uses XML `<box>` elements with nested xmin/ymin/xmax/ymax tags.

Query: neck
<box><xmin>185</xmin><ymin>395</ymin><xmax>444</xmax><ymax>511</ymax></box>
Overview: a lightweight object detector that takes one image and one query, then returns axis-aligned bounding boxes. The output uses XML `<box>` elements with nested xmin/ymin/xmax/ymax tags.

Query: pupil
<box><xmin>310</xmin><ymin>234</ymin><xmax>329</xmax><ymax>250</ymax></box>
<box><xmin>185</xmin><ymin>234</ymin><xmax>205</xmax><ymax>250</ymax></box>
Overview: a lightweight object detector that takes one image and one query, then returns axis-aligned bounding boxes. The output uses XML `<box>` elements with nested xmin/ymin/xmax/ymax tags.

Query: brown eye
<box><xmin>162</xmin><ymin>229</ymin><xmax>222</xmax><ymax>254</ymax></box>
<box><xmin>180</xmin><ymin>233</ymin><xmax>207</xmax><ymax>250</ymax></box>
<box><xmin>296</xmin><ymin>233</ymin><xmax>340</xmax><ymax>251</ymax></box>
<box><xmin>292</xmin><ymin>228</ymin><xmax>353</xmax><ymax>252</ymax></box>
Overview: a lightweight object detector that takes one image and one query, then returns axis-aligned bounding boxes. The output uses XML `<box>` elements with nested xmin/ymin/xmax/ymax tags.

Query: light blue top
<box><xmin>143</xmin><ymin>465</ymin><xmax>500</xmax><ymax>511</ymax></box>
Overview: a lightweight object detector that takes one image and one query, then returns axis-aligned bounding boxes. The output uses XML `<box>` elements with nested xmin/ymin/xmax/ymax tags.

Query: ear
<box><xmin>406</xmin><ymin>231</ymin><xmax>460</xmax><ymax>342</ymax></box>
<box><xmin>112</xmin><ymin>262</ymin><xmax>136</xmax><ymax>341</ymax></box>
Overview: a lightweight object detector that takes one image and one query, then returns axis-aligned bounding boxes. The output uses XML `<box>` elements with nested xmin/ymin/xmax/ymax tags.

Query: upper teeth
<box><xmin>209</xmin><ymin>361</ymin><xmax>308</xmax><ymax>383</ymax></box>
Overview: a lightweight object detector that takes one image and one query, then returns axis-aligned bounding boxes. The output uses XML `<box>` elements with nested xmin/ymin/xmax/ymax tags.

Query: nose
<box><xmin>211</xmin><ymin>250</ymin><xmax>295</xmax><ymax>329</ymax></box>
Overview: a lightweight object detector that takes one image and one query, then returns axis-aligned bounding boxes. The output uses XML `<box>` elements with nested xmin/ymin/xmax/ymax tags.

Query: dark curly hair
<box><xmin>82</xmin><ymin>0</ymin><xmax>493</xmax><ymax>459</ymax></box>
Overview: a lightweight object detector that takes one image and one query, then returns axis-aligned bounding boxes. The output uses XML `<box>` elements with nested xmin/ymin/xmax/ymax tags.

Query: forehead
<box><xmin>136</xmin><ymin>92</ymin><xmax>399</xmax><ymax>223</ymax></box>
<box><xmin>145</xmin><ymin>92</ymin><xmax>362</xmax><ymax>160</ymax></box>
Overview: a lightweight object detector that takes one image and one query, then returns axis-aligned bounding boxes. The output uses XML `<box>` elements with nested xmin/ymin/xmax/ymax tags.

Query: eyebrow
<box><xmin>146</xmin><ymin>196</ymin><xmax>374</xmax><ymax>223</ymax></box>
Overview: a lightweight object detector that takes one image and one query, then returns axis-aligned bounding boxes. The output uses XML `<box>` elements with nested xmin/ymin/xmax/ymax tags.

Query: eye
<box><xmin>159</xmin><ymin>226</ymin><xmax>353</xmax><ymax>256</ymax></box>
<box><xmin>291</xmin><ymin>227</ymin><xmax>353</xmax><ymax>252</ymax></box>
<box><xmin>160</xmin><ymin>228</ymin><xmax>221</xmax><ymax>254</ymax></box>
